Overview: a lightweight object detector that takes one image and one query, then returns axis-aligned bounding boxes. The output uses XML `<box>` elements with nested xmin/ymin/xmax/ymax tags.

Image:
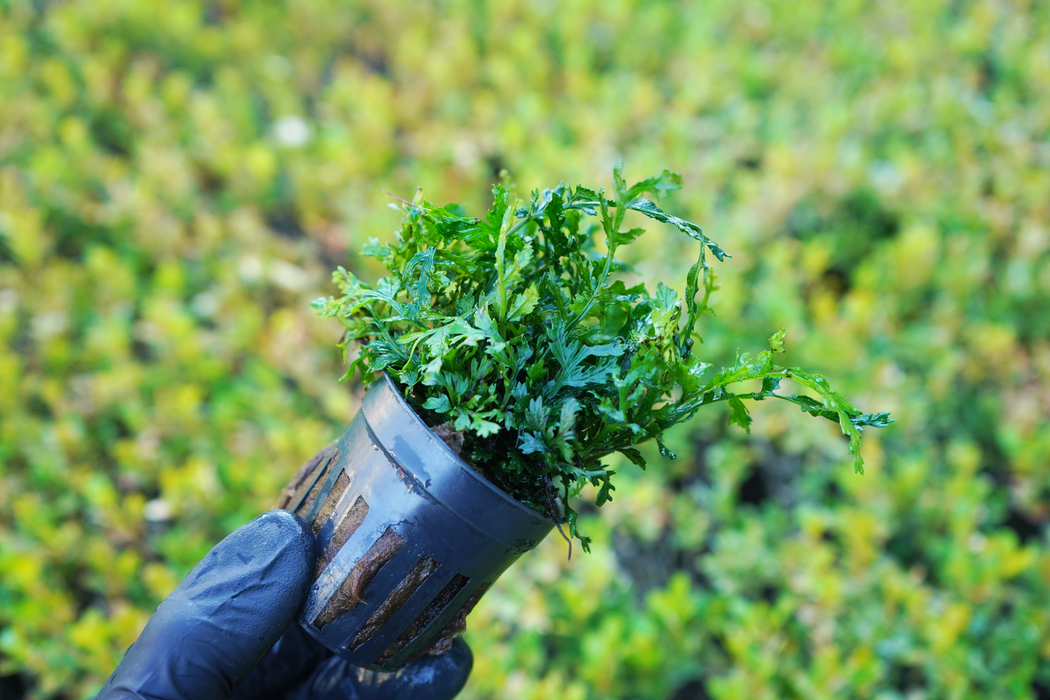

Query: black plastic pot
<box><xmin>278</xmin><ymin>373</ymin><xmax>554</xmax><ymax>671</ymax></box>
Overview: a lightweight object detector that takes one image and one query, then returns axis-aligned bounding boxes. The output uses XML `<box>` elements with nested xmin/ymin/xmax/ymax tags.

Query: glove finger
<box><xmin>229</xmin><ymin>618</ymin><xmax>332</xmax><ymax>700</ymax></box>
<box><xmin>97</xmin><ymin>510</ymin><xmax>316</xmax><ymax>700</ymax></box>
<box><xmin>286</xmin><ymin>638</ymin><xmax>473</xmax><ymax>700</ymax></box>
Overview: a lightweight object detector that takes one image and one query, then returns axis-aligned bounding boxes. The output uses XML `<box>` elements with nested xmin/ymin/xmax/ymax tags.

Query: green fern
<box><xmin>314</xmin><ymin>164</ymin><xmax>892</xmax><ymax>552</ymax></box>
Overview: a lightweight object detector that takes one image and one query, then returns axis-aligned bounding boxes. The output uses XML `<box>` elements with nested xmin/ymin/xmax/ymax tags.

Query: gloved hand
<box><xmin>97</xmin><ymin>510</ymin><xmax>472</xmax><ymax>700</ymax></box>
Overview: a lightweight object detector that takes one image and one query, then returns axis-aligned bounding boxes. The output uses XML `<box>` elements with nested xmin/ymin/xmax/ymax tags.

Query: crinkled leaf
<box><xmin>595</xmin><ymin>474</ymin><xmax>616</xmax><ymax>506</ymax></box>
<box><xmin>423</xmin><ymin>394</ymin><xmax>452</xmax><ymax>413</ymax></box>
<box><xmin>506</xmin><ymin>283</ymin><xmax>539</xmax><ymax>322</ymax></box>
<box><xmin>627</xmin><ymin>198</ymin><xmax>728</xmax><ymax>262</ymax></box>
<box><xmin>728</xmin><ymin>395</ymin><xmax>753</xmax><ymax>433</ymax></box>
<box><xmin>519</xmin><ymin>432</ymin><xmax>548</xmax><ymax>454</ymax></box>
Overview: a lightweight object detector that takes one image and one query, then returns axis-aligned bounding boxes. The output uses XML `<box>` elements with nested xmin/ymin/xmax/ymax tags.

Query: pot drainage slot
<box><xmin>316</xmin><ymin>495</ymin><xmax>369</xmax><ymax>575</ymax></box>
<box><xmin>313</xmin><ymin>526</ymin><xmax>405</xmax><ymax>629</ymax></box>
<box><xmin>284</xmin><ymin>446</ymin><xmax>338</xmax><ymax>513</ymax></box>
<box><xmin>348</xmin><ymin>555</ymin><xmax>441</xmax><ymax>651</ymax></box>
<box><xmin>309</xmin><ymin>470</ymin><xmax>352</xmax><ymax>535</ymax></box>
<box><xmin>374</xmin><ymin>574</ymin><xmax>470</xmax><ymax>664</ymax></box>
<box><xmin>427</xmin><ymin>583</ymin><xmax>491</xmax><ymax>655</ymax></box>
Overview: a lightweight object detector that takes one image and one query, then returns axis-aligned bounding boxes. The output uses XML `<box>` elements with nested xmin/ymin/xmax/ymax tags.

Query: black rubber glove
<box><xmin>97</xmin><ymin>510</ymin><xmax>472</xmax><ymax>700</ymax></box>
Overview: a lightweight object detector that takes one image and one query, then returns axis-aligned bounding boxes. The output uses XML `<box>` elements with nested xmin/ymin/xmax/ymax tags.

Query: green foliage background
<box><xmin>1</xmin><ymin>0</ymin><xmax>1048</xmax><ymax>697</ymax></box>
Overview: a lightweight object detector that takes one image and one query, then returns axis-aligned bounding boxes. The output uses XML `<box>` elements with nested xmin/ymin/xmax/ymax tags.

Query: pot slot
<box><xmin>374</xmin><ymin>573</ymin><xmax>470</xmax><ymax>665</ymax></box>
<box><xmin>313</xmin><ymin>526</ymin><xmax>406</xmax><ymax>629</ymax></box>
<box><xmin>279</xmin><ymin>444</ymin><xmax>337</xmax><ymax>510</ymax></box>
<box><xmin>348</xmin><ymin>555</ymin><xmax>440</xmax><ymax>651</ymax></box>
<box><xmin>426</xmin><ymin>583</ymin><xmax>491</xmax><ymax>655</ymax></box>
<box><xmin>290</xmin><ymin>448</ymin><xmax>339</xmax><ymax>517</ymax></box>
<box><xmin>309</xmin><ymin>470</ymin><xmax>352</xmax><ymax>535</ymax></box>
<box><xmin>316</xmin><ymin>494</ymin><xmax>369</xmax><ymax>575</ymax></box>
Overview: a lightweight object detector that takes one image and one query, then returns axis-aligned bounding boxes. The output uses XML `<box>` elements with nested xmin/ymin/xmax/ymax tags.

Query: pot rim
<box><xmin>371</xmin><ymin>372</ymin><xmax>555</xmax><ymax>528</ymax></box>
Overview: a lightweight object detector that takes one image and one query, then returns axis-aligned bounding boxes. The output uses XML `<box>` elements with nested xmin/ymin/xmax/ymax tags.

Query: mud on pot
<box><xmin>278</xmin><ymin>373</ymin><xmax>554</xmax><ymax>672</ymax></box>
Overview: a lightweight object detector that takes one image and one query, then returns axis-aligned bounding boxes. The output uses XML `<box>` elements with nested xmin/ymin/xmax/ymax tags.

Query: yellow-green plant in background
<box><xmin>1</xmin><ymin>0</ymin><xmax>1048</xmax><ymax>698</ymax></box>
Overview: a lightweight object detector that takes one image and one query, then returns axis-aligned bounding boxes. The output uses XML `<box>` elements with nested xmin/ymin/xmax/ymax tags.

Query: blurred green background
<box><xmin>2</xmin><ymin>0</ymin><xmax>1049</xmax><ymax>697</ymax></box>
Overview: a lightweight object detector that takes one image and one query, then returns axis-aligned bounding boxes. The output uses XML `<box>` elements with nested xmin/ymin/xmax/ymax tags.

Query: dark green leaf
<box><xmin>620</xmin><ymin>448</ymin><xmax>647</xmax><ymax>470</ymax></box>
<box><xmin>595</xmin><ymin>474</ymin><xmax>616</xmax><ymax>506</ymax></box>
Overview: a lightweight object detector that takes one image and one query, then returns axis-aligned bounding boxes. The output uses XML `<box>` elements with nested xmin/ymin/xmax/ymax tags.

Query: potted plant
<box><xmin>282</xmin><ymin>164</ymin><xmax>891</xmax><ymax>671</ymax></box>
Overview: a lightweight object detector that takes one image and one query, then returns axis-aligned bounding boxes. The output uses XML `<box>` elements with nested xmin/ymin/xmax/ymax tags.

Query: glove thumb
<box><xmin>97</xmin><ymin>510</ymin><xmax>316</xmax><ymax>700</ymax></box>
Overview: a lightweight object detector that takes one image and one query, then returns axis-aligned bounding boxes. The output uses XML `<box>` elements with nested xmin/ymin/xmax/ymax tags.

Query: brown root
<box><xmin>431</xmin><ymin>422</ymin><xmax>465</xmax><ymax>457</ymax></box>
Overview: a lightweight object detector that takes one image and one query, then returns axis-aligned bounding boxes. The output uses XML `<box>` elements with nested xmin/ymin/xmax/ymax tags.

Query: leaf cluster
<box><xmin>314</xmin><ymin>165</ymin><xmax>891</xmax><ymax>551</ymax></box>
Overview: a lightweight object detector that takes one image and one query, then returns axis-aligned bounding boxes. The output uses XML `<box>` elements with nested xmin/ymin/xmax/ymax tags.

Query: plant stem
<box><xmin>496</xmin><ymin>211</ymin><xmax>532</xmax><ymax>326</ymax></box>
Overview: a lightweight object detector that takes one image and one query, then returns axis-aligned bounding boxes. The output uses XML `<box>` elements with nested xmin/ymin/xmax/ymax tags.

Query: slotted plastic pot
<box><xmin>277</xmin><ymin>373</ymin><xmax>554</xmax><ymax>671</ymax></box>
